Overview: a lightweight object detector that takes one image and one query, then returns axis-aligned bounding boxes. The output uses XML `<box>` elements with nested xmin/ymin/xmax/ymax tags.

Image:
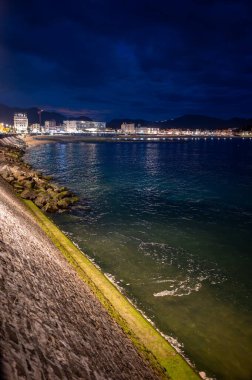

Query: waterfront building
<box><xmin>14</xmin><ymin>113</ymin><xmax>28</xmax><ymax>134</ymax></box>
<box><xmin>63</xmin><ymin>120</ymin><xmax>78</xmax><ymax>133</ymax></box>
<box><xmin>0</xmin><ymin>123</ymin><xmax>10</xmax><ymax>134</ymax></box>
<box><xmin>45</xmin><ymin>120</ymin><xmax>56</xmax><ymax>130</ymax></box>
<box><xmin>77</xmin><ymin>121</ymin><xmax>106</xmax><ymax>133</ymax></box>
<box><xmin>29</xmin><ymin>123</ymin><xmax>40</xmax><ymax>133</ymax></box>
<box><xmin>44</xmin><ymin>120</ymin><xmax>64</xmax><ymax>134</ymax></box>
<box><xmin>135</xmin><ymin>127</ymin><xmax>160</xmax><ymax>134</ymax></box>
<box><xmin>63</xmin><ymin>120</ymin><xmax>106</xmax><ymax>133</ymax></box>
<box><xmin>120</xmin><ymin>123</ymin><xmax>135</xmax><ymax>134</ymax></box>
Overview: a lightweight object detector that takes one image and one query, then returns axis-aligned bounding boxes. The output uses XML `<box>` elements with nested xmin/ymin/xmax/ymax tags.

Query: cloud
<box><xmin>46</xmin><ymin>106</ymin><xmax>111</xmax><ymax>119</ymax></box>
<box><xmin>0</xmin><ymin>0</ymin><xmax>252</xmax><ymax>119</ymax></box>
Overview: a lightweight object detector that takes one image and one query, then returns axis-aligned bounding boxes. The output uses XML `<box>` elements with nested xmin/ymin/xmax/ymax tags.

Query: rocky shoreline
<box><xmin>0</xmin><ymin>136</ymin><xmax>78</xmax><ymax>213</ymax></box>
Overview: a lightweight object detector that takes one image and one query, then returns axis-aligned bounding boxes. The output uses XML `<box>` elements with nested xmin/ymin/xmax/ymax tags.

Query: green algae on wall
<box><xmin>23</xmin><ymin>199</ymin><xmax>200</xmax><ymax>380</ymax></box>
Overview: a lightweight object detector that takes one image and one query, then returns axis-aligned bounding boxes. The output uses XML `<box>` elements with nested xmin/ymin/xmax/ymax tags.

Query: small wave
<box><xmin>139</xmin><ymin>241</ymin><xmax>226</xmax><ymax>298</ymax></box>
<box><xmin>155</xmin><ymin>279</ymin><xmax>175</xmax><ymax>283</ymax></box>
<box><xmin>102</xmin><ymin>275</ymin><xmax>201</xmax><ymax>374</ymax></box>
<box><xmin>199</xmin><ymin>372</ymin><xmax>216</xmax><ymax>380</ymax></box>
<box><xmin>154</xmin><ymin>283</ymin><xmax>202</xmax><ymax>297</ymax></box>
<box><xmin>104</xmin><ymin>273</ymin><xmax>125</xmax><ymax>293</ymax></box>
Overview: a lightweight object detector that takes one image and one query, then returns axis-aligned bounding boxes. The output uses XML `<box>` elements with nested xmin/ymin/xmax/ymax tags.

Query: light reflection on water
<box><xmin>25</xmin><ymin>140</ymin><xmax>252</xmax><ymax>380</ymax></box>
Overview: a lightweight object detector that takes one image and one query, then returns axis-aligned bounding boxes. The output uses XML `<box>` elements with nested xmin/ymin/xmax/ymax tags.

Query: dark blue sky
<box><xmin>0</xmin><ymin>0</ymin><xmax>252</xmax><ymax>120</ymax></box>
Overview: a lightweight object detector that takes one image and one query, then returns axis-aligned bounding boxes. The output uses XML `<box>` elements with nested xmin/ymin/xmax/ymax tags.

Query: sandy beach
<box><xmin>22</xmin><ymin>135</ymin><xmax>118</xmax><ymax>147</ymax></box>
<box><xmin>23</xmin><ymin>135</ymin><xmax>60</xmax><ymax>147</ymax></box>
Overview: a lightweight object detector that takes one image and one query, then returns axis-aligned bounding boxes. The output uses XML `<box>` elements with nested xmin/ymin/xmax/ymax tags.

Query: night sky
<box><xmin>0</xmin><ymin>0</ymin><xmax>252</xmax><ymax>121</ymax></box>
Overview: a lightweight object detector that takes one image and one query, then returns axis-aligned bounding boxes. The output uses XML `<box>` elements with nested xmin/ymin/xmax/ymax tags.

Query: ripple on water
<box><xmin>138</xmin><ymin>242</ymin><xmax>226</xmax><ymax>297</ymax></box>
<box><xmin>25</xmin><ymin>140</ymin><xmax>252</xmax><ymax>380</ymax></box>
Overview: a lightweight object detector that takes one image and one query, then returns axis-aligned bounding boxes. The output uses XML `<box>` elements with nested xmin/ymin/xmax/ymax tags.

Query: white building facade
<box><xmin>14</xmin><ymin>113</ymin><xmax>29</xmax><ymax>134</ymax></box>
<box><xmin>63</xmin><ymin>120</ymin><xmax>78</xmax><ymax>133</ymax></box>
<box><xmin>120</xmin><ymin>123</ymin><xmax>135</xmax><ymax>134</ymax></box>
<box><xmin>45</xmin><ymin>120</ymin><xmax>56</xmax><ymax>130</ymax></box>
<box><xmin>30</xmin><ymin>123</ymin><xmax>40</xmax><ymax>133</ymax></box>
<box><xmin>63</xmin><ymin>120</ymin><xmax>106</xmax><ymax>133</ymax></box>
<box><xmin>44</xmin><ymin>120</ymin><xmax>57</xmax><ymax>133</ymax></box>
<box><xmin>135</xmin><ymin>127</ymin><xmax>160</xmax><ymax>134</ymax></box>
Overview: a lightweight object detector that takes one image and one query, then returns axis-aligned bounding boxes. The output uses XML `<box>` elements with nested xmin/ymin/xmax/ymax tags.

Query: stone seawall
<box><xmin>0</xmin><ymin>178</ymin><xmax>159</xmax><ymax>380</ymax></box>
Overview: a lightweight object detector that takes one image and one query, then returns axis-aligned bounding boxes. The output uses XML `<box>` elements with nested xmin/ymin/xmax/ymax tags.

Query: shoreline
<box><xmin>0</xmin><ymin>136</ymin><xmax>200</xmax><ymax>379</ymax></box>
<box><xmin>24</xmin><ymin>200</ymin><xmax>199</xmax><ymax>379</ymax></box>
<box><xmin>22</xmin><ymin>134</ymin><xmax>252</xmax><ymax>148</ymax></box>
<box><xmin>0</xmin><ymin>178</ymin><xmax>160</xmax><ymax>379</ymax></box>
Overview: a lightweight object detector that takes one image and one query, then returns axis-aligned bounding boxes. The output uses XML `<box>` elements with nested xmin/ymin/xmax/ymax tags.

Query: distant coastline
<box><xmin>22</xmin><ymin>133</ymin><xmax>252</xmax><ymax>149</ymax></box>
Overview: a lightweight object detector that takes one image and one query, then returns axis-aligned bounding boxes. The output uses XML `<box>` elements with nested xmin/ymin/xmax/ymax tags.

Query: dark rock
<box><xmin>46</xmin><ymin>188</ymin><xmax>56</xmax><ymax>197</ymax></box>
<box><xmin>43</xmin><ymin>175</ymin><xmax>53</xmax><ymax>181</ymax></box>
<box><xmin>26</xmin><ymin>180</ymin><xmax>35</xmax><ymax>189</ymax></box>
<box><xmin>1</xmin><ymin>172</ymin><xmax>9</xmax><ymax>180</ymax></box>
<box><xmin>34</xmin><ymin>193</ymin><xmax>49</xmax><ymax>207</ymax></box>
<box><xmin>56</xmin><ymin>190</ymin><xmax>71</xmax><ymax>200</ymax></box>
<box><xmin>20</xmin><ymin>189</ymin><xmax>36</xmax><ymax>200</ymax></box>
<box><xmin>6</xmin><ymin>176</ymin><xmax>15</xmax><ymax>183</ymax></box>
<box><xmin>13</xmin><ymin>183</ymin><xmax>24</xmax><ymax>190</ymax></box>
<box><xmin>57</xmin><ymin>198</ymin><xmax>72</xmax><ymax>209</ymax></box>
<box><xmin>34</xmin><ymin>198</ymin><xmax>44</xmax><ymax>208</ymax></box>
<box><xmin>43</xmin><ymin>202</ymin><xmax>59</xmax><ymax>213</ymax></box>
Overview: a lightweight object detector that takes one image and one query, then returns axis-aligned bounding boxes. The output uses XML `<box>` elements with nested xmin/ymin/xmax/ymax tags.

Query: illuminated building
<box><xmin>135</xmin><ymin>127</ymin><xmax>160</xmax><ymax>134</ymax></box>
<box><xmin>120</xmin><ymin>123</ymin><xmax>135</xmax><ymax>134</ymax></box>
<box><xmin>14</xmin><ymin>113</ymin><xmax>28</xmax><ymax>134</ymax></box>
<box><xmin>63</xmin><ymin>120</ymin><xmax>106</xmax><ymax>133</ymax></box>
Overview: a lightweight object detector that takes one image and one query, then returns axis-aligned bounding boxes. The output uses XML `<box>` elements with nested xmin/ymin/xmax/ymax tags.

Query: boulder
<box><xmin>20</xmin><ymin>189</ymin><xmax>36</xmax><ymax>200</ymax></box>
<box><xmin>13</xmin><ymin>183</ymin><xmax>24</xmax><ymax>190</ymax></box>
<box><xmin>57</xmin><ymin>198</ymin><xmax>72</xmax><ymax>209</ymax></box>
<box><xmin>43</xmin><ymin>175</ymin><xmax>53</xmax><ymax>181</ymax></box>
<box><xmin>56</xmin><ymin>190</ymin><xmax>71</xmax><ymax>200</ymax></box>
<box><xmin>46</xmin><ymin>188</ymin><xmax>56</xmax><ymax>197</ymax></box>
<box><xmin>25</xmin><ymin>179</ymin><xmax>35</xmax><ymax>189</ymax></box>
<box><xmin>6</xmin><ymin>176</ymin><xmax>15</xmax><ymax>184</ymax></box>
<box><xmin>43</xmin><ymin>201</ymin><xmax>59</xmax><ymax>213</ymax></box>
<box><xmin>0</xmin><ymin>165</ymin><xmax>11</xmax><ymax>178</ymax></box>
<box><xmin>34</xmin><ymin>192</ymin><xmax>50</xmax><ymax>208</ymax></box>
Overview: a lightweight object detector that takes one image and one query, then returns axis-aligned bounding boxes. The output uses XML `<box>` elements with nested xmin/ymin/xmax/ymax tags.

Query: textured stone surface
<box><xmin>0</xmin><ymin>178</ymin><xmax>159</xmax><ymax>380</ymax></box>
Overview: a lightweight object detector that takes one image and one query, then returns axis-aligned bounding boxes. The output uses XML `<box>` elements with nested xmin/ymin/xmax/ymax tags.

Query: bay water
<box><xmin>25</xmin><ymin>138</ymin><xmax>252</xmax><ymax>380</ymax></box>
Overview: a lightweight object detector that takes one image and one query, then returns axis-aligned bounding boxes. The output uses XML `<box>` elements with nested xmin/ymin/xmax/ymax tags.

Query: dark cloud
<box><xmin>0</xmin><ymin>0</ymin><xmax>252</xmax><ymax>120</ymax></box>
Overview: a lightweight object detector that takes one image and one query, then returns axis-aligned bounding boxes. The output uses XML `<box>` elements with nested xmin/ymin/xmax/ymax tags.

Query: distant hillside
<box><xmin>162</xmin><ymin>115</ymin><xmax>227</xmax><ymax>129</ymax></box>
<box><xmin>0</xmin><ymin>104</ymin><xmax>92</xmax><ymax>124</ymax></box>
<box><xmin>1</xmin><ymin>104</ymin><xmax>251</xmax><ymax>129</ymax></box>
<box><xmin>108</xmin><ymin>115</ymin><xmax>252</xmax><ymax>130</ymax></box>
<box><xmin>157</xmin><ymin>115</ymin><xmax>251</xmax><ymax>130</ymax></box>
<box><xmin>75</xmin><ymin>115</ymin><xmax>93</xmax><ymax>121</ymax></box>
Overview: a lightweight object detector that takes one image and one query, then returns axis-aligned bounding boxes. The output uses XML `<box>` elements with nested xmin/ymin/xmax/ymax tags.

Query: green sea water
<box><xmin>25</xmin><ymin>138</ymin><xmax>252</xmax><ymax>380</ymax></box>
